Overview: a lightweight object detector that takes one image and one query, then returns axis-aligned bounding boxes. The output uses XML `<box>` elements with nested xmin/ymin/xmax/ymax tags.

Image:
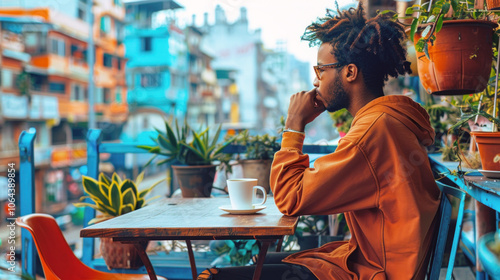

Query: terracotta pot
<box><xmin>487</xmin><ymin>0</ymin><xmax>500</xmax><ymax>10</ymax></box>
<box><xmin>414</xmin><ymin>20</ymin><xmax>497</xmax><ymax>95</ymax></box>
<box><xmin>471</xmin><ymin>132</ymin><xmax>500</xmax><ymax>171</ymax></box>
<box><xmin>99</xmin><ymin>237</ymin><xmax>148</xmax><ymax>270</ymax></box>
<box><xmin>172</xmin><ymin>165</ymin><xmax>217</xmax><ymax>197</ymax></box>
<box><xmin>239</xmin><ymin>159</ymin><xmax>272</xmax><ymax>193</ymax></box>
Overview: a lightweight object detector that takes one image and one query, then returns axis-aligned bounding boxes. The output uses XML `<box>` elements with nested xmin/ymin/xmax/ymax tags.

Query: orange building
<box><xmin>0</xmin><ymin>0</ymin><xmax>128</xmax><ymax>215</ymax></box>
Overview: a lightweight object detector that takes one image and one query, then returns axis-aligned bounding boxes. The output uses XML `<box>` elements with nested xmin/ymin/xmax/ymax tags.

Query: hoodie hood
<box><xmin>352</xmin><ymin>95</ymin><xmax>435</xmax><ymax>146</ymax></box>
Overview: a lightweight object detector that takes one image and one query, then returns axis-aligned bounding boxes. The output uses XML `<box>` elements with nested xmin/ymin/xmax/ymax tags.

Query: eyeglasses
<box><xmin>313</xmin><ymin>62</ymin><xmax>343</xmax><ymax>80</ymax></box>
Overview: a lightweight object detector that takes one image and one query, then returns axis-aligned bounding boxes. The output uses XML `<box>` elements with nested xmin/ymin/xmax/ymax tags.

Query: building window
<box><xmin>96</xmin><ymin>87</ymin><xmax>103</xmax><ymax>103</ymax></box>
<box><xmin>77</xmin><ymin>0</ymin><xmax>87</xmax><ymax>21</ymax></box>
<box><xmin>100</xmin><ymin>16</ymin><xmax>111</xmax><ymax>34</ymax></box>
<box><xmin>117</xmin><ymin>58</ymin><xmax>122</xmax><ymax>70</ymax></box>
<box><xmin>25</xmin><ymin>32</ymin><xmax>47</xmax><ymax>54</ymax></box>
<box><xmin>103</xmin><ymin>88</ymin><xmax>111</xmax><ymax>104</ymax></box>
<box><xmin>49</xmin><ymin>38</ymin><xmax>66</xmax><ymax>56</ymax></box>
<box><xmin>103</xmin><ymin>53</ymin><xmax>113</xmax><ymax>68</ymax></box>
<box><xmin>140</xmin><ymin>73</ymin><xmax>161</xmax><ymax>88</ymax></box>
<box><xmin>49</xmin><ymin>82</ymin><xmax>66</xmax><ymax>93</ymax></box>
<box><xmin>1</xmin><ymin>69</ymin><xmax>13</xmax><ymax>88</ymax></box>
<box><xmin>141</xmin><ymin>37</ymin><xmax>152</xmax><ymax>52</ymax></box>
<box><xmin>115</xmin><ymin>87</ymin><xmax>122</xmax><ymax>103</ymax></box>
<box><xmin>71</xmin><ymin>84</ymin><xmax>84</xmax><ymax>101</ymax></box>
<box><xmin>115</xmin><ymin>21</ymin><xmax>124</xmax><ymax>43</ymax></box>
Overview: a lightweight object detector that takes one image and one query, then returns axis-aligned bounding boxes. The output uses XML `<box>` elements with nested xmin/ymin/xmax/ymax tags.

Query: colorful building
<box><xmin>0</xmin><ymin>0</ymin><xmax>128</xmax><ymax>215</ymax></box>
<box><xmin>122</xmin><ymin>0</ymin><xmax>188</xmax><ymax>140</ymax></box>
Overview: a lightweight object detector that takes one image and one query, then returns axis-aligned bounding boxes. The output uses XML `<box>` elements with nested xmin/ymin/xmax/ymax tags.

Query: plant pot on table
<box><xmin>239</xmin><ymin>159</ymin><xmax>272</xmax><ymax>194</ymax></box>
<box><xmin>172</xmin><ymin>164</ymin><xmax>217</xmax><ymax>197</ymax></box>
<box><xmin>470</xmin><ymin>132</ymin><xmax>500</xmax><ymax>171</ymax></box>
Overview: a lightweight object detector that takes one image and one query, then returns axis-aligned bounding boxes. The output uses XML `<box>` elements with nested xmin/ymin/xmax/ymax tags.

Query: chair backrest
<box><xmin>427</xmin><ymin>181</ymin><xmax>466</xmax><ymax>280</ymax></box>
<box><xmin>16</xmin><ymin>213</ymin><xmax>94</xmax><ymax>280</ymax></box>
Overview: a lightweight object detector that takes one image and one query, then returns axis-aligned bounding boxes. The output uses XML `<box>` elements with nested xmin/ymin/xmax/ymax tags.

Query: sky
<box><xmin>173</xmin><ymin>0</ymin><xmax>358</xmax><ymax>79</ymax></box>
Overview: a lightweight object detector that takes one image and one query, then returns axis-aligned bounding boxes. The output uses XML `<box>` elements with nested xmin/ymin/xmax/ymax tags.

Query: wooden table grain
<box><xmin>81</xmin><ymin>197</ymin><xmax>298</xmax><ymax>280</ymax></box>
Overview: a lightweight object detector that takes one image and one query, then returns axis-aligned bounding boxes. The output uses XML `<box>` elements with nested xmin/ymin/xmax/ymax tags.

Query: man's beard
<box><xmin>325</xmin><ymin>75</ymin><xmax>349</xmax><ymax>113</ymax></box>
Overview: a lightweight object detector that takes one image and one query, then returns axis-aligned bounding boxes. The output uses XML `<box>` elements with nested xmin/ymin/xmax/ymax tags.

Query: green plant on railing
<box><xmin>138</xmin><ymin>119</ymin><xmax>236</xmax><ymax>167</ymax></box>
<box><xmin>74</xmin><ymin>172</ymin><xmax>163</xmax><ymax>224</ymax></box>
<box><xmin>233</xmin><ymin>129</ymin><xmax>280</xmax><ymax>160</ymax></box>
<box><xmin>210</xmin><ymin>240</ymin><xmax>260</xmax><ymax>266</ymax></box>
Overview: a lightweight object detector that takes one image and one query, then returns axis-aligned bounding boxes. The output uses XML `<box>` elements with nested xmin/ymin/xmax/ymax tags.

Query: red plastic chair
<box><xmin>16</xmin><ymin>213</ymin><xmax>167</xmax><ymax>280</ymax></box>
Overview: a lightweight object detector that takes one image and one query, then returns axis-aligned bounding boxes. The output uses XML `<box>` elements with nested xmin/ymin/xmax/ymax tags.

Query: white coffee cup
<box><xmin>227</xmin><ymin>178</ymin><xmax>267</xmax><ymax>210</ymax></box>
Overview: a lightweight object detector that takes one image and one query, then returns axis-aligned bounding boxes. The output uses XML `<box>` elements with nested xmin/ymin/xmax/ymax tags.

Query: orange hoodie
<box><xmin>271</xmin><ymin>95</ymin><xmax>441</xmax><ymax>280</ymax></box>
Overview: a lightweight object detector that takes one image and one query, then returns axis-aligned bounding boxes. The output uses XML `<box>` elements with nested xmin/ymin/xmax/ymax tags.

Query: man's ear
<box><xmin>345</xmin><ymin>64</ymin><xmax>359</xmax><ymax>83</ymax></box>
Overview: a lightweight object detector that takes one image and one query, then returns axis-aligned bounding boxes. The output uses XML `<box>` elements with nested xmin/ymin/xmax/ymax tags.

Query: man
<box><xmin>198</xmin><ymin>3</ymin><xmax>440</xmax><ymax>280</ymax></box>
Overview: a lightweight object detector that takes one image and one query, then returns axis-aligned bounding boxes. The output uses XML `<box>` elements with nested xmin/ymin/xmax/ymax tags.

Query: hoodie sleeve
<box><xmin>271</xmin><ymin>132</ymin><xmax>379</xmax><ymax>216</ymax></box>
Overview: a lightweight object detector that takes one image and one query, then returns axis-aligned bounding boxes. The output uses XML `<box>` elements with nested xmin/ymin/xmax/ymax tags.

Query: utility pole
<box><xmin>87</xmin><ymin>0</ymin><xmax>96</xmax><ymax>129</ymax></box>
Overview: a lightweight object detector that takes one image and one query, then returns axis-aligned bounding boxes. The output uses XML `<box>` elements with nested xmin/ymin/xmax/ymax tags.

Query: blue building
<box><xmin>123</xmin><ymin>0</ymin><xmax>188</xmax><ymax>139</ymax></box>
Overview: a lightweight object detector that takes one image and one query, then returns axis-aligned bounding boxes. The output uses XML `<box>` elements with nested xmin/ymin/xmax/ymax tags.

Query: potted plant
<box><xmin>329</xmin><ymin>108</ymin><xmax>353</xmax><ymax>137</ymax></box>
<box><xmin>74</xmin><ymin>171</ymin><xmax>162</xmax><ymax>269</ymax></box>
<box><xmin>404</xmin><ymin>0</ymin><xmax>498</xmax><ymax>95</ymax></box>
<box><xmin>209</xmin><ymin>240</ymin><xmax>260</xmax><ymax>266</ymax></box>
<box><xmin>138</xmin><ymin>119</ymin><xmax>236</xmax><ymax>197</ymax></box>
<box><xmin>232</xmin><ymin>130</ymin><xmax>280</xmax><ymax>193</ymax></box>
<box><xmin>292</xmin><ymin>215</ymin><xmax>344</xmax><ymax>250</ymax></box>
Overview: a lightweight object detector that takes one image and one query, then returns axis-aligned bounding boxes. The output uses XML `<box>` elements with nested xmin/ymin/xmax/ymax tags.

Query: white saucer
<box><xmin>219</xmin><ymin>205</ymin><xmax>266</xmax><ymax>214</ymax></box>
<box><xmin>478</xmin><ymin>169</ymin><xmax>500</xmax><ymax>179</ymax></box>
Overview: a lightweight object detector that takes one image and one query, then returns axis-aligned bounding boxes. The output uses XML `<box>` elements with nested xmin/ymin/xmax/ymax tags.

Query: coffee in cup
<box><xmin>226</xmin><ymin>178</ymin><xmax>267</xmax><ymax>210</ymax></box>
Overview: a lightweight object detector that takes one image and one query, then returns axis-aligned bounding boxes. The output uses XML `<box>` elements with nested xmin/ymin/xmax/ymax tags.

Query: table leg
<box><xmin>276</xmin><ymin>237</ymin><xmax>283</xmax><ymax>252</ymax></box>
<box><xmin>475</xmin><ymin>200</ymin><xmax>496</xmax><ymax>279</ymax></box>
<box><xmin>253</xmin><ymin>240</ymin><xmax>272</xmax><ymax>280</ymax></box>
<box><xmin>186</xmin><ymin>240</ymin><xmax>197</xmax><ymax>280</ymax></box>
<box><xmin>132</xmin><ymin>242</ymin><xmax>158</xmax><ymax>280</ymax></box>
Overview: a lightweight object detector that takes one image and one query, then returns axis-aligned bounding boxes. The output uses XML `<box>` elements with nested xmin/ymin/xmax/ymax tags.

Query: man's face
<box><xmin>313</xmin><ymin>43</ymin><xmax>350</xmax><ymax>113</ymax></box>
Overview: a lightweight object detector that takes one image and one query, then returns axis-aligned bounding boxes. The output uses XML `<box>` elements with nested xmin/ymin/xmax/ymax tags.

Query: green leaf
<box><xmin>435</xmin><ymin>14</ymin><xmax>444</xmax><ymax>34</ymax></box>
<box><xmin>108</xmin><ymin>181</ymin><xmax>121</xmax><ymax>211</ymax></box>
<box><xmin>121</xmin><ymin>187</ymin><xmax>137</xmax><ymax>211</ymax></box>
<box><xmin>120</xmin><ymin>204</ymin><xmax>134</xmax><ymax>215</ymax></box>
<box><xmin>99</xmin><ymin>182</ymin><xmax>110</xmax><ymax>200</ymax></box>
<box><xmin>73</xmin><ymin>202</ymin><xmax>106</xmax><ymax>212</ymax></box>
<box><xmin>136</xmin><ymin>198</ymin><xmax>145</xmax><ymax>209</ymax></box>
<box><xmin>99</xmin><ymin>173</ymin><xmax>111</xmax><ymax>186</ymax></box>
<box><xmin>415</xmin><ymin>39</ymin><xmax>427</xmax><ymax>52</ymax></box>
<box><xmin>135</xmin><ymin>171</ymin><xmax>145</xmax><ymax>186</ymax></box>
<box><xmin>244</xmin><ymin>240</ymin><xmax>256</xmax><ymax>250</ymax></box>
<box><xmin>405</xmin><ymin>7</ymin><xmax>414</xmax><ymax>15</ymax></box>
<box><xmin>421</xmin><ymin>25</ymin><xmax>432</xmax><ymax>38</ymax></box>
<box><xmin>165</xmin><ymin>121</ymin><xmax>178</xmax><ymax>148</ymax></box>
<box><xmin>112</xmin><ymin>173</ymin><xmax>122</xmax><ymax>185</ymax></box>
<box><xmin>441</xmin><ymin>2</ymin><xmax>450</xmax><ymax>14</ymax></box>
<box><xmin>423</xmin><ymin>43</ymin><xmax>430</xmax><ymax>59</ymax></box>
<box><xmin>120</xmin><ymin>179</ymin><xmax>138</xmax><ymax>199</ymax></box>
<box><xmin>410</xmin><ymin>19</ymin><xmax>418</xmax><ymax>42</ymax></box>
<box><xmin>450</xmin><ymin>0</ymin><xmax>459</xmax><ymax>13</ymax></box>
<box><xmin>82</xmin><ymin>176</ymin><xmax>108</xmax><ymax>204</ymax></box>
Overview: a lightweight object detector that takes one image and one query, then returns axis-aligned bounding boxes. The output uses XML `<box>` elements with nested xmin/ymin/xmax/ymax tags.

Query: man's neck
<box><xmin>348</xmin><ymin>89</ymin><xmax>384</xmax><ymax>116</ymax></box>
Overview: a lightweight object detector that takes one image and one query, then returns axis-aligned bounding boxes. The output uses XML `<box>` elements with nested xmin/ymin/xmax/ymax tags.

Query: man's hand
<box><xmin>285</xmin><ymin>88</ymin><xmax>326</xmax><ymax>132</ymax></box>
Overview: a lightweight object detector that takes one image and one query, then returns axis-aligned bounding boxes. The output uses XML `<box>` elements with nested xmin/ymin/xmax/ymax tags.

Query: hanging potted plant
<box><xmin>232</xmin><ymin>130</ymin><xmax>280</xmax><ymax>194</ymax></box>
<box><xmin>405</xmin><ymin>0</ymin><xmax>498</xmax><ymax>95</ymax></box>
<box><xmin>138</xmin><ymin>120</ymin><xmax>236</xmax><ymax>197</ymax></box>
<box><xmin>448</xmin><ymin>75</ymin><xmax>500</xmax><ymax>173</ymax></box>
<box><xmin>74</xmin><ymin>172</ymin><xmax>162</xmax><ymax>269</ymax></box>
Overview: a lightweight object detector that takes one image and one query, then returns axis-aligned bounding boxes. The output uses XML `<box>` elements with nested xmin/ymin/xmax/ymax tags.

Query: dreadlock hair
<box><xmin>302</xmin><ymin>2</ymin><xmax>411</xmax><ymax>91</ymax></box>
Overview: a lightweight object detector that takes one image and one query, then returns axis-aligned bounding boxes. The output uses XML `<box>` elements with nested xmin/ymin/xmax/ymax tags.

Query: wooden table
<box><xmin>80</xmin><ymin>197</ymin><xmax>298</xmax><ymax>280</ymax></box>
